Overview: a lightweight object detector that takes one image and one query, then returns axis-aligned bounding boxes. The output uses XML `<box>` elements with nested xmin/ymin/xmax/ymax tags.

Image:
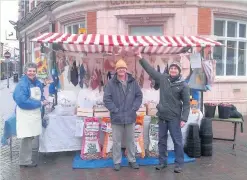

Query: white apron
<box><xmin>16</xmin><ymin>87</ymin><xmax>42</xmax><ymax>138</ymax></box>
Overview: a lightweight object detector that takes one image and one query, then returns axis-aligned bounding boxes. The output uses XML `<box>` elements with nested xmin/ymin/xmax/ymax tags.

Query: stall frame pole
<box><xmin>49</xmin><ymin>22</ymin><xmax>57</xmax><ymax>105</ymax></box>
<box><xmin>200</xmin><ymin>47</ymin><xmax>205</xmax><ymax>114</ymax></box>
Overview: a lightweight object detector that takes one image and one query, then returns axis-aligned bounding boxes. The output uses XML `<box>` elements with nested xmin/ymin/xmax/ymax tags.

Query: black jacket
<box><xmin>139</xmin><ymin>58</ymin><xmax>190</xmax><ymax>122</ymax></box>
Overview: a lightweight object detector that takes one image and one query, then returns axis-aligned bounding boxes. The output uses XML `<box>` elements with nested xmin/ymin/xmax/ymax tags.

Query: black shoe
<box><xmin>155</xmin><ymin>164</ymin><xmax>167</xmax><ymax>170</ymax></box>
<box><xmin>114</xmin><ymin>164</ymin><xmax>121</xmax><ymax>171</ymax></box>
<box><xmin>129</xmin><ymin>162</ymin><xmax>139</xmax><ymax>169</ymax></box>
<box><xmin>19</xmin><ymin>163</ymin><xmax>37</xmax><ymax>168</ymax></box>
<box><xmin>174</xmin><ymin>166</ymin><xmax>183</xmax><ymax>173</ymax></box>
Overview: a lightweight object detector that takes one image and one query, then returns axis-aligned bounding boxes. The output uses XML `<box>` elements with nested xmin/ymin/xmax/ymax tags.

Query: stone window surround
<box><xmin>214</xmin><ymin>19</ymin><xmax>246</xmax><ymax>73</ymax></box>
<box><xmin>64</xmin><ymin>23</ymin><xmax>86</xmax><ymax>34</ymax></box>
<box><xmin>212</xmin><ymin>8</ymin><xmax>247</xmax><ymax>82</ymax></box>
<box><xmin>56</xmin><ymin>12</ymin><xmax>87</xmax><ymax>33</ymax></box>
<box><xmin>128</xmin><ymin>25</ymin><xmax>164</xmax><ymax>36</ymax></box>
<box><xmin>115</xmin><ymin>14</ymin><xmax>174</xmax><ymax>35</ymax></box>
<box><xmin>213</xmin><ymin>18</ymin><xmax>247</xmax><ymax>82</ymax></box>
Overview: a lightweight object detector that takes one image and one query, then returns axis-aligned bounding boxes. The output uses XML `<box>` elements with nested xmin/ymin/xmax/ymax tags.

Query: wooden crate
<box><xmin>147</xmin><ymin>108</ymin><xmax>158</xmax><ymax>116</ymax></box>
<box><xmin>94</xmin><ymin>106</ymin><xmax>110</xmax><ymax>117</ymax></box>
<box><xmin>77</xmin><ymin>107</ymin><xmax>94</xmax><ymax>117</ymax></box>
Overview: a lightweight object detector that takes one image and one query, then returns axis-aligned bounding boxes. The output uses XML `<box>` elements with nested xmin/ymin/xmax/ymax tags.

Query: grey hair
<box><xmin>24</xmin><ymin>62</ymin><xmax>37</xmax><ymax>73</ymax></box>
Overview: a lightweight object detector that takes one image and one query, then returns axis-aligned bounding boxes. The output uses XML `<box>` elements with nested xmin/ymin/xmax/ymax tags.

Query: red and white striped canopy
<box><xmin>31</xmin><ymin>32</ymin><xmax>222</xmax><ymax>54</ymax></box>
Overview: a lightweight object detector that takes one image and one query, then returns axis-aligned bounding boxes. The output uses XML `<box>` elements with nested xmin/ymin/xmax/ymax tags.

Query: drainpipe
<box><xmin>14</xmin><ymin>24</ymin><xmax>23</xmax><ymax>77</ymax></box>
<box><xmin>24</xmin><ymin>32</ymin><xmax>27</xmax><ymax>64</ymax></box>
<box><xmin>19</xmin><ymin>37</ymin><xmax>23</xmax><ymax>77</ymax></box>
<box><xmin>48</xmin><ymin>11</ymin><xmax>58</xmax><ymax>105</ymax></box>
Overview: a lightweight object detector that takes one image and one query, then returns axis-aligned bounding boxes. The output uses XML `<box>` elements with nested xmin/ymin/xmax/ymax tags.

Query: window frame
<box><xmin>128</xmin><ymin>25</ymin><xmax>164</xmax><ymax>36</ymax></box>
<box><xmin>214</xmin><ymin>18</ymin><xmax>247</xmax><ymax>77</ymax></box>
<box><xmin>64</xmin><ymin>21</ymin><xmax>86</xmax><ymax>34</ymax></box>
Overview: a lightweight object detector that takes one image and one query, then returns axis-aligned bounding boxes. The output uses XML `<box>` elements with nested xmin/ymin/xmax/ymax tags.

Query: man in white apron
<box><xmin>13</xmin><ymin>62</ymin><xmax>48</xmax><ymax>167</ymax></box>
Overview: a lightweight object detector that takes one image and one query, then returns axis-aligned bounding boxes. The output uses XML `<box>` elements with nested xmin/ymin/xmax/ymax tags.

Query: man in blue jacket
<box><xmin>103</xmin><ymin>59</ymin><xmax>143</xmax><ymax>171</ymax></box>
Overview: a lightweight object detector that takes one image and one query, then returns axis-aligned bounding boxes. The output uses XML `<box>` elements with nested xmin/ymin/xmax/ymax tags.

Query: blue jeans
<box><xmin>158</xmin><ymin>119</ymin><xmax>184</xmax><ymax>167</ymax></box>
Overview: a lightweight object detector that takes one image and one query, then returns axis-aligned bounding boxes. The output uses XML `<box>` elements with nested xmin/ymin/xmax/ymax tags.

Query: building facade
<box><xmin>17</xmin><ymin>0</ymin><xmax>247</xmax><ymax>115</ymax></box>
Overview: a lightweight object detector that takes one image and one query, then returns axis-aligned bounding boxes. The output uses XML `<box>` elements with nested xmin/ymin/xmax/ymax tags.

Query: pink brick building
<box><xmin>17</xmin><ymin>1</ymin><xmax>247</xmax><ymax>115</ymax></box>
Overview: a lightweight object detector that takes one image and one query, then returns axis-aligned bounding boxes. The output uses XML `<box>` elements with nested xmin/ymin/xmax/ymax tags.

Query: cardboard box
<box><xmin>94</xmin><ymin>107</ymin><xmax>109</xmax><ymax>112</ymax></box>
<box><xmin>147</xmin><ymin>108</ymin><xmax>157</xmax><ymax>116</ymax></box>
<box><xmin>146</xmin><ymin>103</ymin><xmax>158</xmax><ymax>116</ymax></box>
<box><xmin>77</xmin><ymin>107</ymin><xmax>94</xmax><ymax>117</ymax></box>
<box><xmin>94</xmin><ymin>112</ymin><xmax>110</xmax><ymax>117</ymax></box>
<box><xmin>94</xmin><ymin>106</ymin><xmax>110</xmax><ymax>117</ymax></box>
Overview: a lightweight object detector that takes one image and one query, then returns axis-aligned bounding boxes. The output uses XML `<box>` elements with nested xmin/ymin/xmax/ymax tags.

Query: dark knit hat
<box><xmin>169</xmin><ymin>62</ymin><xmax>181</xmax><ymax>74</ymax></box>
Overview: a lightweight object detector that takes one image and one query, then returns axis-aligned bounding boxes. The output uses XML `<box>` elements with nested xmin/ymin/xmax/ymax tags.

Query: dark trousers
<box><xmin>158</xmin><ymin>119</ymin><xmax>184</xmax><ymax>167</ymax></box>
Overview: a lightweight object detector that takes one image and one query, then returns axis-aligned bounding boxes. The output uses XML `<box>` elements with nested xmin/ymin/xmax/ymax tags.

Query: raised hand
<box><xmin>134</xmin><ymin>49</ymin><xmax>142</xmax><ymax>60</ymax></box>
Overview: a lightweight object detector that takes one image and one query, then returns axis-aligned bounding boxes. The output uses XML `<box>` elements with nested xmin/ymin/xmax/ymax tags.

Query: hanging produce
<box><xmin>134</xmin><ymin>68</ymin><xmax>138</xmax><ymax>80</ymax></box>
<box><xmin>90</xmin><ymin>68</ymin><xmax>99</xmax><ymax>90</ymax></box>
<box><xmin>107</xmin><ymin>71</ymin><xmax>112</xmax><ymax>81</ymax></box>
<box><xmin>104</xmin><ymin>58</ymin><xmax>115</xmax><ymax>71</ymax></box>
<box><xmin>67</xmin><ymin>56</ymin><xmax>75</xmax><ymax>83</ymax></box>
<box><xmin>79</xmin><ymin>64</ymin><xmax>86</xmax><ymax>88</ymax></box>
<box><xmin>138</xmin><ymin>69</ymin><xmax>144</xmax><ymax>88</ymax></box>
<box><xmin>56</xmin><ymin>51</ymin><xmax>66</xmax><ymax>74</ymax></box>
<box><xmin>164</xmin><ymin>63</ymin><xmax>169</xmax><ymax>74</ymax></box>
<box><xmin>70</xmin><ymin>61</ymin><xmax>79</xmax><ymax>87</ymax></box>
<box><xmin>201</xmin><ymin>59</ymin><xmax>216</xmax><ymax>86</ymax></box>
<box><xmin>97</xmin><ymin>69</ymin><xmax>104</xmax><ymax>92</ymax></box>
<box><xmin>148</xmin><ymin>75</ymin><xmax>154</xmax><ymax>89</ymax></box>
<box><xmin>84</xmin><ymin>63</ymin><xmax>90</xmax><ymax>88</ymax></box>
<box><xmin>153</xmin><ymin>65</ymin><xmax>160</xmax><ymax>90</ymax></box>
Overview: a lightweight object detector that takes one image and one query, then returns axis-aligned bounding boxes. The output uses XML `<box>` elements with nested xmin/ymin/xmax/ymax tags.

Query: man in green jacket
<box><xmin>135</xmin><ymin>51</ymin><xmax>190</xmax><ymax>173</ymax></box>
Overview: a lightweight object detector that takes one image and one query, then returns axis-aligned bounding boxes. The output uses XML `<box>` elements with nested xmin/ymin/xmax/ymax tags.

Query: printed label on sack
<box><xmin>81</xmin><ymin>118</ymin><xmax>101</xmax><ymax>159</ymax></box>
<box><xmin>148</xmin><ymin>124</ymin><xmax>159</xmax><ymax>153</ymax></box>
<box><xmin>106</xmin><ymin>133</ymin><xmax>113</xmax><ymax>153</ymax></box>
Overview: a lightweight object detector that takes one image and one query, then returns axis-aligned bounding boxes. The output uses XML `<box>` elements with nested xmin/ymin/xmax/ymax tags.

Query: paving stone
<box><xmin>1</xmin><ymin>81</ymin><xmax>247</xmax><ymax>180</ymax></box>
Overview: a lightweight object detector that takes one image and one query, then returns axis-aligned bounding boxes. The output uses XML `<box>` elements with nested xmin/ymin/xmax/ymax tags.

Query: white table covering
<box><xmin>39</xmin><ymin>114</ymin><xmax>82</xmax><ymax>153</ymax></box>
<box><xmin>39</xmin><ymin>111</ymin><xmax>202</xmax><ymax>153</ymax></box>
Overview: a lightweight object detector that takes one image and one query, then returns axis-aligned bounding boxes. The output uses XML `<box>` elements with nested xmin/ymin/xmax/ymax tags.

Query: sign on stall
<box><xmin>78</xmin><ymin>28</ymin><xmax>87</xmax><ymax>34</ymax></box>
<box><xmin>190</xmin><ymin>53</ymin><xmax>202</xmax><ymax>69</ymax></box>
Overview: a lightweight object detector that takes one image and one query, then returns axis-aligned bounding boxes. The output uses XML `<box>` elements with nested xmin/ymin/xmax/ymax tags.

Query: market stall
<box><xmin>31</xmin><ymin>33</ymin><xmax>222</xmax><ymax>157</ymax></box>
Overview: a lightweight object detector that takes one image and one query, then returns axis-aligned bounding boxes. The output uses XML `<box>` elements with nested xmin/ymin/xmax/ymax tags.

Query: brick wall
<box><xmin>197</xmin><ymin>8</ymin><xmax>212</xmax><ymax>35</ymax></box>
<box><xmin>87</xmin><ymin>12</ymin><xmax>97</xmax><ymax>34</ymax></box>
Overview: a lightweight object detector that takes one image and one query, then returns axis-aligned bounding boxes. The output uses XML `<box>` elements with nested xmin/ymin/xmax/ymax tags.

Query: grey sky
<box><xmin>0</xmin><ymin>0</ymin><xmax>18</xmax><ymax>48</ymax></box>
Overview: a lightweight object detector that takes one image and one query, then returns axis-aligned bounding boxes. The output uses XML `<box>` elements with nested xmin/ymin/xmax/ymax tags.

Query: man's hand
<box><xmin>134</xmin><ymin>50</ymin><xmax>142</xmax><ymax>59</ymax></box>
<box><xmin>41</xmin><ymin>100</ymin><xmax>49</xmax><ymax>106</ymax></box>
<box><xmin>180</xmin><ymin>121</ymin><xmax>186</xmax><ymax>128</ymax></box>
